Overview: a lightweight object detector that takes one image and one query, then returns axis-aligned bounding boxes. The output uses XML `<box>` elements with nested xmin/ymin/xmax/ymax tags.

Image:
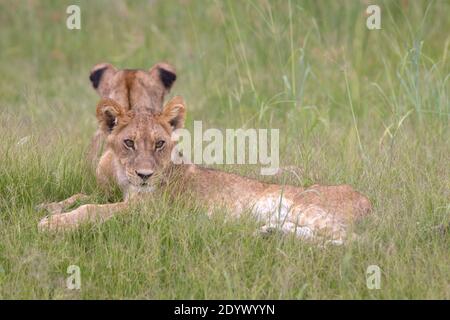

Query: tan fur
<box><xmin>38</xmin><ymin>97</ymin><xmax>372</xmax><ymax>244</ymax></box>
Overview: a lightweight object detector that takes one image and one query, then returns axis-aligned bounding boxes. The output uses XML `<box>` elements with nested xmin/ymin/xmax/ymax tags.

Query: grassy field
<box><xmin>0</xmin><ymin>0</ymin><xmax>449</xmax><ymax>299</ymax></box>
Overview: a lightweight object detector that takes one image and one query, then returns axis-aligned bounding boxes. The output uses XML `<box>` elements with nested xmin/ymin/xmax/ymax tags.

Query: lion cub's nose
<box><xmin>136</xmin><ymin>170</ymin><xmax>153</xmax><ymax>181</ymax></box>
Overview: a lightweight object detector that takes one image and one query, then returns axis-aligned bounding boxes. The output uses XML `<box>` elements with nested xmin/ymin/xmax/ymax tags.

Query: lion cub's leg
<box><xmin>252</xmin><ymin>195</ymin><xmax>317</xmax><ymax>241</ymax></box>
<box><xmin>38</xmin><ymin>202</ymin><xmax>127</xmax><ymax>232</ymax></box>
<box><xmin>259</xmin><ymin>222</ymin><xmax>314</xmax><ymax>239</ymax></box>
<box><xmin>252</xmin><ymin>194</ymin><xmax>347</xmax><ymax>244</ymax></box>
<box><xmin>36</xmin><ymin>193</ymin><xmax>89</xmax><ymax>215</ymax></box>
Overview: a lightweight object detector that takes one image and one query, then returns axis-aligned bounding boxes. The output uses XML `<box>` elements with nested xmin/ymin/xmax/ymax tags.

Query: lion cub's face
<box><xmin>96</xmin><ymin>97</ymin><xmax>185</xmax><ymax>189</ymax></box>
<box><xmin>111</xmin><ymin>114</ymin><xmax>173</xmax><ymax>187</ymax></box>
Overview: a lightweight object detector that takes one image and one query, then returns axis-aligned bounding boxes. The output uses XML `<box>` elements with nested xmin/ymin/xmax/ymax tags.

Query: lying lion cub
<box><xmin>38</xmin><ymin>97</ymin><xmax>372</xmax><ymax>244</ymax></box>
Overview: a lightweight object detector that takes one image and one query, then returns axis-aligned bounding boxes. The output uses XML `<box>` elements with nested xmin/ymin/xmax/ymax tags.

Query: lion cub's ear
<box><xmin>96</xmin><ymin>98</ymin><xmax>128</xmax><ymax>133</ymax></box>
<box><xmin>149</xmin><ymin>62</ymin><xmax>177</xmax><ymax>93</ymax></box>
<box><xmin>160</xmin><ymin>96</ymin><xmax>185</xmax><ymax>130</ymax></box>
<box><xmin>89</xmin><ymin>63</ymin><xmax>117</xmax><ymax>96</ymax></box>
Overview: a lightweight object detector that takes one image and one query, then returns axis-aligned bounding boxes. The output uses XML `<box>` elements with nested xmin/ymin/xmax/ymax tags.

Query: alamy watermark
<box><xmin>66</xmin><ymin>5</ymin><xmax>81</xmax><ymax>30</ymax></box>
<box><xmin>66</xmin><ymin>265</ymin><xmax>81</xmax><ymax>290</ymax></box>
<box><xmin>366</xmin><ymin>5</ymin><xmax>381</xmax><ymax>30</ymax></box>
<box><xmin>366</xmin><ymin>265</ymin><xmax>381</xmax><ymax>290</ymax></box>
<box><xmin>171</xmin><ymin>121</ymin><xmax>280</xmax><ymax>175</ymax></box>
<box><xmin>67</xmin><ymin>4</ymin><xmax>380</xmax><ymax>31</ymax></box>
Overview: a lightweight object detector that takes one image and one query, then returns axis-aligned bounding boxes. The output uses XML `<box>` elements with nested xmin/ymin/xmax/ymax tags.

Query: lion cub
<box><xmin>38</xmin><ymin>97</ymin><xmax>372</xmax><ymax>244</ymax></box>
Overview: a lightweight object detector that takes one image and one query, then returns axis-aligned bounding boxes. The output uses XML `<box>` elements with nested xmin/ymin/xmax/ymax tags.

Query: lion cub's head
<box><xmin>90</xmin><ymin>62</ymin><xmax>176</xmax><ymax>113</ymax></box>
<box><xmin>96</xmin><ymin>96</ymin><xmax>185</xmax><ymax>190</ymax></box>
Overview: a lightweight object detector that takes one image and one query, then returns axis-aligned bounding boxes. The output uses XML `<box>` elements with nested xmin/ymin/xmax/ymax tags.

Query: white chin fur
<box><xmin>124</xmin><ymin>184</ymin><xmax>155</xmax><ymax>201</ymax></box>
<box><xmin>113</xmin><ymin>159</ymin><xmax>155</xmax><ymax>195</ymax></box>
<box><xmin>128</xmin><ymin>184</ymin><xmax>155</xmax><ymax>194</ymax></box>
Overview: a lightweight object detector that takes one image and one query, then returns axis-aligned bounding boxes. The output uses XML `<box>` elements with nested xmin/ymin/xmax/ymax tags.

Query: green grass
<box><xmin>0</xmin><ymin>0</ymin><xmax>449</xmax><ymax>299</ymax></box>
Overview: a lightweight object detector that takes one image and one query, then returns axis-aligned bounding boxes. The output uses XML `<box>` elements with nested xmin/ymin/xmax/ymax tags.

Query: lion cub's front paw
<box><xmin>38</xmin><ymin>214</ymin><xmax>66</xmax><ymax>232</ymax></box>
<box><xmin>38</xmin><ymin>211</ymin><xmax>78</xmax><ymax>232</ymax></box>
<box><xmin>35</xmin><ymin>194</ymin><xmax>90</xmax><ymax>215</ymax></box>
<box><xmin>38</xmin><ymin>204</ymin><xmax>92</xmax><ymax>232</ymax></box>
<box><xmin>38</xmin><ymin>215</ymin><xmax>52</xmax><ymax>231</ymax></box>
<box><xmin>35</xmin><ymin>202</ymin><xmax>65</xmax><ymax>215</ymax></box>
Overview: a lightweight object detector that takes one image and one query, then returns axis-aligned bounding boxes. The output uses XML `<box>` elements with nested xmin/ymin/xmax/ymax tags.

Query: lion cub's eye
<box><xmin>155</xmin><ymin>140</ymin><xmax>165</xmax><ymax>150</ymax></box>
<box><xmin>124</xmin><ymin>139</ymin><xmax>135</xmax><ymax>149</ymax></box>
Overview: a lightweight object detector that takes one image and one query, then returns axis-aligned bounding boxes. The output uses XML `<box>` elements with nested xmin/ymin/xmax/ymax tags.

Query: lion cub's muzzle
<box><xmin>125</xmin><ymin>168</ymin><xmax>155</xmax><ymax>187</ymax></box>
<box><xmin>135</xmin><ymin>169</ymin><xmax>153</xmax><ymax>183</ymax></box>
